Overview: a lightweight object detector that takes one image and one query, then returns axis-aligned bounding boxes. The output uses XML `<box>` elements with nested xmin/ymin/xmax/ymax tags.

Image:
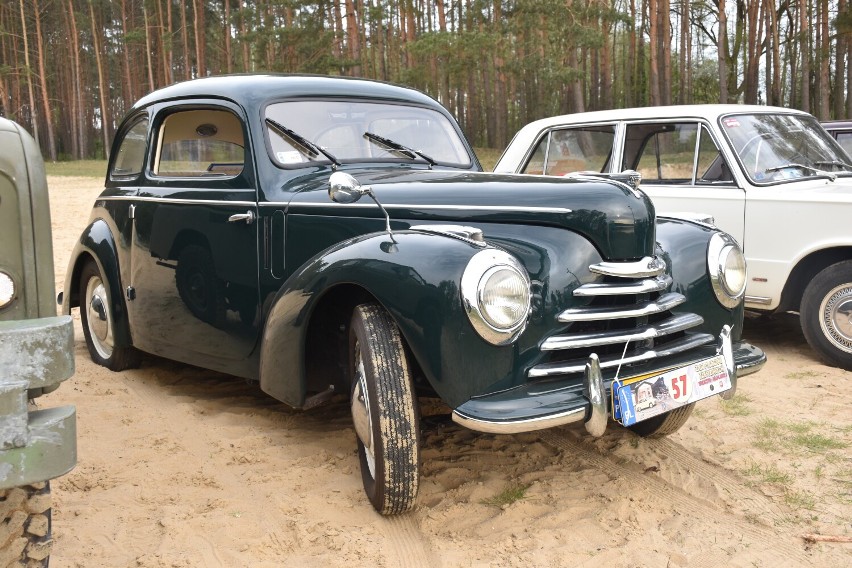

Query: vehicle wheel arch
<box><xmin>778</xmin><ymin>246</ymin><xmax>852</xmax><ymax>313</ymax></box>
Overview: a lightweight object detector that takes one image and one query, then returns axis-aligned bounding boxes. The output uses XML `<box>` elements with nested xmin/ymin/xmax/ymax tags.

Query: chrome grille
<box><xmin>528</xmin><ymin>256</ymin><xmax>713</xmax><ymax>379</ymax></box>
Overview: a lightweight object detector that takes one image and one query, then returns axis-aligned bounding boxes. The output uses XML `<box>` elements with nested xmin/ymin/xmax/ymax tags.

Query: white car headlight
<box><xmin>0</xmin><ymin>270</ymin><xmax>15</xmax><ymax>309</ymax></box>
<box><xmin>708</xmin><ymin>233</ymin><xmax>747</xmax><ymax>308</ymax></box>
<box><xmin>461</xmin><ymin>249</ymin><xmax>531</xmax><ymax>345</ymax></box>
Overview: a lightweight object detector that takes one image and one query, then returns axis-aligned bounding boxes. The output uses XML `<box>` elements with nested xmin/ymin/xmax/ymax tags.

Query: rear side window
<box><xmin>111</xmin><ymin>118</ymin><xmax>149</xmax><ymax>179</ymax></box>
<box><xmin>153</xmin><ymin>109</ymin><xmax>245</xmax><ymax>177</ymax></box>
<box><xmin>522</xmin><ymin>126</ymin><xmax>615</xmax><ymax>175</ymax></box>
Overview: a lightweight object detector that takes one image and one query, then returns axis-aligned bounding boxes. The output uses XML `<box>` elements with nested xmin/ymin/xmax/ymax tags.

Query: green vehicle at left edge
<box><xmin>0</xmin><ymin>117</ymin><xmax>77</xmax><ymax>564</ymax></box>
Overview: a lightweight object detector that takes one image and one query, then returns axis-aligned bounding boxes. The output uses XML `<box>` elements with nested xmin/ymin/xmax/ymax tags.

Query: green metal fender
<box><xmin>61</xmin><ymin>219</ymin><xmax>133</xmax><ymax>349</ymax></box>
<box><xmin>259</xmin><ymin>230</ymin><xmax>516</xmax><ymax>409</ymax></box>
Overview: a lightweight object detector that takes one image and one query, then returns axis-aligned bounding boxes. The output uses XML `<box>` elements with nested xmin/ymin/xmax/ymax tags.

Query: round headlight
<box><xmin>0</xmin><ymin>270</ymin><xmax>15</xmax><ymax>309</ymax></box>
<box><xmin>461</xmin><ymin>249</ymin><xmax>531</xmax><ymax>345</ymax></box>
<box><xmin>708</xmin><ymin>233</ymin><xmax>747</xmax><ymax>308</ymax></box>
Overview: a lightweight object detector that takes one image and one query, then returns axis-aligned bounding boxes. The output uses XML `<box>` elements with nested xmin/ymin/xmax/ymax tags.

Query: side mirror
<box><xmin>328</xmin><ymin>171</ymin><xmax>371</xmax><ymax>203</ymax></box>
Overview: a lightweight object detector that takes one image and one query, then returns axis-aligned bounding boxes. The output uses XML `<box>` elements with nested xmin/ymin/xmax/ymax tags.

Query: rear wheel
<box><xmin>79</xmin><ymin>260</ymin><xmax>140</xmax><ymax>371</ymax></box>
<box><xmin>349</xmin><ymin>303</ymin><xmax>420</xmax><ymax>515</ymax></box>
<box><xmin>628</xmin><ymin>403</ymin><xmax>695</xmax><ymax>438</ymax></box>
<box><xmin>0</xmin><ymin>482</ymin><xmax>52</xmax><ymax>567</ymax></box>
<box><xmin>800</xmin><ymin>261</ymin><xmax>852</xmax><ymax>371</ymax></box>
<box><xmin>175</xmin><ymin>244</ymin><xmax>225</xmax><ymax>327</ymax></box>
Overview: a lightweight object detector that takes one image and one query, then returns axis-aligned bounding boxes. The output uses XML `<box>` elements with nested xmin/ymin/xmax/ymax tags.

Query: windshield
<box><xmin>265</xmin><ymin>100</ymin><xmax>472</xmax><ymax>167</ymax></box>
<box><xmin>721</xmin><ymin>113</ymin><xmax>852</xmax><ymax>183</ymax></box>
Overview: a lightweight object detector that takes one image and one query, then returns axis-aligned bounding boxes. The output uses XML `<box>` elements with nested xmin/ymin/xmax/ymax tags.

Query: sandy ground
<box><xmin>42</xmin><ymin>175</ymin><xmax>851</xmax><ymax>567</ymax></box>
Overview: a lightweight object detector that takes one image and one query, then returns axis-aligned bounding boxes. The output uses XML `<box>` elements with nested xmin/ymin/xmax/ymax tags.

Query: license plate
<box><xmin>612</xmin><ymin>355</ymin><xmax>731</xmax><ymax>426</ymax></box>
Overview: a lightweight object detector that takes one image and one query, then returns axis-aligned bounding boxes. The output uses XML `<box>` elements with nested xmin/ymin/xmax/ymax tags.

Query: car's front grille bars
<box><xmin>528</xmin><ymin>256</ymin><xmax>712</xmax><ymax>380</ymax></box>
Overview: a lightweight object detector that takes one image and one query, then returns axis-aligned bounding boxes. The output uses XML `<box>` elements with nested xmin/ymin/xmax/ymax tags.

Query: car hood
<box><xmin>278</xmin><ymin>167</ymin><xmax>656</xmax><ymax>260</ymax></box>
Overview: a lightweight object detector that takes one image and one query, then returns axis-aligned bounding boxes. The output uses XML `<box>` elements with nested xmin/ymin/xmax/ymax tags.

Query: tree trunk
<box><xmin>18</xmin><ymin>0</ymin><xmax>38</xmax><ymax>144</ymax></box>
<box><xmin>33</xmin><ymin>0</ymin><xmax>56</xmax><ymax>161</ymax></box>
<box><xmin>648</xmin><ymin>0</ymin><xmax>661</xmax><ymax>105</ymax></box>
<box><xmin>718</xmin><ymin>0</ymin><xmax>728</xmax><ymax>103</ymax></box>
<box><xmin>181</xmin><ymin>0</ymin><xmax>192</xmax><ymax>79</ymax></box>
<box><xmin>143</xmin><ymin>3</ymin><xmax>155</xmax><ymax>91</ymax></box>
<box><xmin>89</xmin><ymin>0</ymin><xmax>110</xmax><ymax>158</ymax></box>
<box><xmin>818</xmin><ymin>0</ymin><xmax>830</xmax><ymax>119</ymax></box>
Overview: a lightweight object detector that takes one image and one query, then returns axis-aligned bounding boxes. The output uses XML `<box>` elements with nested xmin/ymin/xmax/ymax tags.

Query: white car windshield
<box><xmin>265</xmin><ymin>100</ymin><xmax>472</xmax><ymax>167</ymax></box>
<box><xmin>721</xmin><ymin>113</ymin><xmax>852</xmax><ymax>183</ymax></box>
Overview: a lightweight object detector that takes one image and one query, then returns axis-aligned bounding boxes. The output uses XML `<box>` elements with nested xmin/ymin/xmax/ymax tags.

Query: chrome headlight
<box><xmin>0</xmin><ymin>270</ymin><xmax>15</xmax><ymax>309</ymax></box>
<box><xmin>708</xmin><ymin>233</ymin><xmax>746</xmax><ymax>308</ymax></box>
<box><xmin>461</xmin><ymin>249</ymin><xmax>531</xmax><ymax>345</ymax></box>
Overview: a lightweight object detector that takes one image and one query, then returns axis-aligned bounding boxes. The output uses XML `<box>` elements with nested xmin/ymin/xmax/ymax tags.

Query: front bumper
<box><xmin>0</xmin><ymin>315</ymin><xmax>77</xmax><ymax>488</ymax></box>
<box><xmin>452</xmin><ymin>326</ymin><xmax>766</xmax><ymax>435</ymax></box>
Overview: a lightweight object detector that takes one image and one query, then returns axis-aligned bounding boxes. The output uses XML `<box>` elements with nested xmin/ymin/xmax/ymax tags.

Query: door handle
<box><xmin>228</xmin><ymin>210</ymin><xmax>255</xmax><ymax>225</ymax></box>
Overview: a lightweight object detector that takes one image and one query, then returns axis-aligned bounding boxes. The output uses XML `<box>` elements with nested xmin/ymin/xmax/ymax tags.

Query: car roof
<box><xmin>130</xmin><ymin>74</ymin><xmax>441</xmax><ymax>113</ymax></box>
<box><xmin>519</xmin><ymin>104</ymin><xmax>811</xmax><ymax>131</ymax></box>
<box><xmin>821</xmin><ymin>120</ymin><xmax>852</xmax><ymax>130</ymax></box>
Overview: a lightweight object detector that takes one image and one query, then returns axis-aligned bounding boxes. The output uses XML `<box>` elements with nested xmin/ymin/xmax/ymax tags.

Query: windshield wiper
<box><xmin>765</xmin><ymin>163</ymin><xmax>836</xmax><ymax>181</ymax></box>
<box><xmin>813</xmin><ymin>159</ymin><xmax>852</xmax><ymax>171</ymax></box>
<box><xmin>265</xmin><ymin>118</ymin><xmax>340</xmax><ymax>167</ymax></box>
<box><xmin>363</xmin><ymin>131</ymin><xmax>437</xmax><ymax>168</ymax></box>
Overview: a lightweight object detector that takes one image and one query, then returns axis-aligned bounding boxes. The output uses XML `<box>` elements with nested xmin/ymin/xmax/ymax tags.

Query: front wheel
<box><xmin>800</xmin><ymin>261</ymin><xmax>852</xmax><ymax>371</ymax></box>
<box><xmin>0</xmin><ymin>483</ymin><xmax>52</xmax><ymax>567</ymax></box>
<box><xmin>627</xmin><ymin>403</ymin><xmax>695</xmax><ymax>438</ymax></box>
<box><xmin>349</xmin><ymin>303</ymin><xmax>421</xmax><ymax>515</ymax></box>
<box><xmin>79</xmin><ymin>260</ymin><xmax>140</xmax><ymax>371</ymax></box>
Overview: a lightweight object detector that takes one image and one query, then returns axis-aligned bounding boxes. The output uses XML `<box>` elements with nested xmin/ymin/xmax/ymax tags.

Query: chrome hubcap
<box><xmin>86</xmin><ymin>275</ymin><xmax>114</xmax><ymax>359</ymax></box>
<box><xmin>351</xmin><ymin>342</ymin><xmax>376</xmax><ymax>479</ymax></box>
<box><xmin>819</xmin><ymin>283</ymin><xmax>852</xmax><ymax>354</ymax></box>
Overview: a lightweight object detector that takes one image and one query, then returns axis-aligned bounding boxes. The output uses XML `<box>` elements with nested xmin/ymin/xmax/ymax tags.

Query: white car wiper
<box><xmin>765</xmin><ymin>163</ymin><xmax>836</xmax><ymax>181</ymax></box>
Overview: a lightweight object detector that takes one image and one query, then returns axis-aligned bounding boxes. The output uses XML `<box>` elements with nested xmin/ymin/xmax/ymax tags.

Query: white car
<box><xmin>496</xmin><ymin>105</ymin><xmax>852</xmax><ymax>370</ymax></box>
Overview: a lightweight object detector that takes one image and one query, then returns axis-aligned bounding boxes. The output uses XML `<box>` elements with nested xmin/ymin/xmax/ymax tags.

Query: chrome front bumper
<box><xmin>452</xmin><ymin>326</ymin><xmax>766</xmax><ymax>436</ymax></box>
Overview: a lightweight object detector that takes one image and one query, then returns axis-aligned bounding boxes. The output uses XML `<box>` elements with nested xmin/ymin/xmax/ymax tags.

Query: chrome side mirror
<box><xmin>329</xmin><ymin>171</ymin><xmax>371</xmax><ymax>203</ymax></box>
<box><xmin>328</xmin><ymin>171</ymin><xmax>396</xmax><ymax>243</ymax></box>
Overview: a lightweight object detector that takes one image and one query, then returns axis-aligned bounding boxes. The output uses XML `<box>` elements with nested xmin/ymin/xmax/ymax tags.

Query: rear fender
<box><xmin>259</xmin><ymin>231</ymin><xmax>488</xmax><ymax>408</ymax></box>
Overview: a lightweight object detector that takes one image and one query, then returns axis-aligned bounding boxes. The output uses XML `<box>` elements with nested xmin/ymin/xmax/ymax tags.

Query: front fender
<box><xmin>656</xmin><ymin>217</ymin><xmax>745</xmax><ymax>340</ymax></box>
<box><xmin>259</xmin><ymin>230</ymin><xmax>509</xmax><ymax>408</ymax></box>
<box><xmin>61</xmin><ymin>218</ymin><xmax>133</xmax><ymax>348</ymax></box>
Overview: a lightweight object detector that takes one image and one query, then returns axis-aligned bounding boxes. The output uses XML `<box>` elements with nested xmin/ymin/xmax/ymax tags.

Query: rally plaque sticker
<box><xmin>612</xmin><ymin>355</ymin><xmax>731</xmax><ymax>426</ymax></box>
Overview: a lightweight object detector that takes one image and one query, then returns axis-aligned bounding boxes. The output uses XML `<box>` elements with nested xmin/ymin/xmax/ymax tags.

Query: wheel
<box><xmin>79</xmin><ymin>260</ymin><xmax>140</xmax><ymax>371</ymax></box>
<box><xmin>628</xmin><ymin>403</ymin><xmax>695</xmax><ymax>438</ymax></box>
<box><xmin>175</xmin><ymin>244</ymin><xmax>225</xmax><ymax>327</ymax></box>
<box><xmin>349</xmin><ymin>303</ymin><xmax>421</xmax><ymax>515</ymax></box>
<box><xmin>0</xmin><ymin>482</ymin><xmax>52</xmax><ymax>567</ymax></box>
<box><xmin>800</xmin><ymin>260</ymin><xmax>852</xmax><ymax>371</ymax></box>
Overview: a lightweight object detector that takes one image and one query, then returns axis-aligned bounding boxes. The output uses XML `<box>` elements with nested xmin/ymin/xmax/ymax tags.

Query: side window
<box><xmin>630</xmin><ymin>123</ymin><xmax>698</xmax><ymax>183</ymax></box>
<box><xmin>835</xmin><ymin>132</ymin><xmax>852</xmax><ymax>157</ymax></box>
<box><xmin>625</xmin><ymin>122</ymin><xmax>733</xmax><ymax>185</ymax></box>
<box><xmin>523</xmin><ymin>126</ymin><xmax>615</xmax><ymax>176</ymax></box>
<box><xmin>154</xmin><ymin>109</ymin><xmax>245</xmax><ymax>177</ymax></box>
<box><xmin>111</xmin><ymin>118</ymin><xmax>149</xmax><ymax>179</ymax></box>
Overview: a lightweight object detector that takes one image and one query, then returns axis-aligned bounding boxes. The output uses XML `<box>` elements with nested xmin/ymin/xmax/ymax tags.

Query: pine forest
<box><xmin>2</xmin><ymin>0</ymin><xmax>852</xmax><ymax>160</ymax></box>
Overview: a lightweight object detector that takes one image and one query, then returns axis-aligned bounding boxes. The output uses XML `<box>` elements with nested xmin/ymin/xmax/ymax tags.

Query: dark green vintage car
<box><xmin>61</xmin><ymin>75</ymin><xmax>765</xmax><ymax>514</ymax></box>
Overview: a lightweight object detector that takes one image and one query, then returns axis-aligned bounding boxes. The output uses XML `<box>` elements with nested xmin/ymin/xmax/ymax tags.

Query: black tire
<box><xmin>79</xmin><ymin>260</ymin><xmax>140</xmax><ymax>371</ymax></box>
<box><xmin>175</xmin><ymin>244</ymin><xmax>226</xmax><ymax>327</ymax></box>
<box><xmin>628</xmin><ymin>403</ymin><xmax>695</xmax><ymax>438</ymax></box>
<box><xmin>0</xmin><ymin>482</ymin><xmax>52</xmax><ymax>567</ymax></box>
<box><xmin>349</xmin><ymin>303</ymin><xmax>421</xmax><ymax>515</ymax></box>
<box><xmin>800</xmin><ymin>260</ymin><xmax>852</xmax><ymax>371</ymax></box>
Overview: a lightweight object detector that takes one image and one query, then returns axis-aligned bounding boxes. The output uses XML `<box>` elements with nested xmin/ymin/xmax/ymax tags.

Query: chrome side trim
<box><xmin>541</xmin><ymin>313</ymin><xmax>704</xmax><ymax>351</ymax></box>
<box><xmin>557</xmin><ymin>292</ymin><xmax>685</xmax><ymax>322</ymax></box>
<box><xmin>573</xmin><ymin>275</ymin><xmax>672</xmax><ymax>297</ymax></box>
<box><xmin>744</xmin><ymin>295</ymin><xmax>772</xmax><ymax>305</ymax></box>
<box><xmin>97</xmin><ymin>196</ymin><xmax>256</xmax><ymax>207</ymax></box>
<box><xmin>97</xmin><ymin>194</ymin><xmax>574</xmax><ymax>215</ymax></box>
<box><xmin>285</xmin><ymin>202</ymin><xmax>574</xmax><ymax>214</ymax></box>
<box><xmin>528</xmin><ymin>333</ymin><xmax>714</xmax><ymax>378</ymax></box>
<box><xmin>451</xmin><ymin>406</ymin><xmax>586</xmax><ymax>435</ymax></box>
<box><xmin>589</xmin><ymin>256</ymin><xmax>666</xmax><ymax>278</ymax></box>
<box><xmin>411</xmin><ymin>224</ymin><xmax>486</xmax><ymax>246</ymax></box>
